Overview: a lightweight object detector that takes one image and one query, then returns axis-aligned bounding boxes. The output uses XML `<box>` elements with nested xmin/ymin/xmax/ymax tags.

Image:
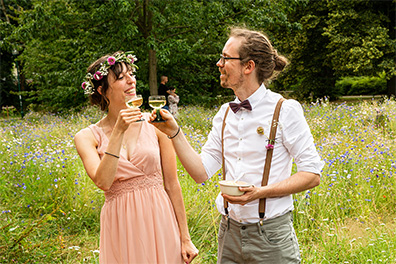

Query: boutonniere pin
<box><xmin>257</xmin><ymin>126</ymin><xmax>264</xmax><ymax>135</ymax></box>
<box><xmin>257</xmin><ymin>126</ymin><xmax>276</xmax><ymax>150</ymax></box>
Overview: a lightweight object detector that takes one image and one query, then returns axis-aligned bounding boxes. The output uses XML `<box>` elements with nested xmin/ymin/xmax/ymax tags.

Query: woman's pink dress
<box><xmin>89</xmin><ymin>118</ymin><xmax>183</xmax><ymax>264</ymax></box>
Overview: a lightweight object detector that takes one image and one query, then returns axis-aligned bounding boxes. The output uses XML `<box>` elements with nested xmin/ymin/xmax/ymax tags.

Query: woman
<box><xmin>168</xmin><ymin>86</ymin><xmax>180</xmax><ymax>118</ymax></box>
<box><xmin>74</xmin><ymin>51</ymin><xmax>198</xmax><ymax>263</ymax></box>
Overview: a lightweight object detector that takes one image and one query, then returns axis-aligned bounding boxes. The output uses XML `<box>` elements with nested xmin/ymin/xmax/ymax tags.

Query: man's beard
<box><xmin>220</xmin><ymin>71</ymin><xmax>244</xmax><ymax>89</ymax></box>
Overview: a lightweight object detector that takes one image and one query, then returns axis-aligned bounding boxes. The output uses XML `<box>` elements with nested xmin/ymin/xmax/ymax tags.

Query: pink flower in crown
<box><xmin>107</xmin><ymin>56</ymin><xmax>116</xmax><ymax>65</ymax></box>
<box><xmin>93</xmin><ymin>71</ymin><xmax>103</xmax><ymax>80</ymax></box>
<box><xmin>127</xmin><ymin>54</ymin><xmax>135</xmax><ymax>63</ymax></box>
<box><xmin>81</xmin><ymin>82</ymin><xmax>87</xmax><ymax>90</ymax></box>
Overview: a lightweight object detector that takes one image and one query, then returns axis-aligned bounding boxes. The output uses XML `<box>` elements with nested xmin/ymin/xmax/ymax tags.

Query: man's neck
<box><xmin>234</xmin><ymin>81</ymin><xmax>261</xmax><ymax>102</ymax></box>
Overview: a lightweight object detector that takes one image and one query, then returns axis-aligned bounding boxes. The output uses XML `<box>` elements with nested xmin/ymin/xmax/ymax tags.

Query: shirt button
<box><xmin>241</xmin><ymin>226</ymin><xmax>246</xmax><ymax>230</ymax></box>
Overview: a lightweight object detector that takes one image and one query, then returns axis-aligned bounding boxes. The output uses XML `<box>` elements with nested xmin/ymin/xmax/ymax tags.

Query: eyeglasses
<box><xmin>219</xmin><ymin>54</ymin><xmax>242</xmax><ymax>65</ymax></box>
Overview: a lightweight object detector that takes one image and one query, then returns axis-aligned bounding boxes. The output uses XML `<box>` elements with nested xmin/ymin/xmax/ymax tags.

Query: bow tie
<box><xmin>229</xmin><ymin>100</ymin><xmax>252</xmax><ymax>113</ymax></box>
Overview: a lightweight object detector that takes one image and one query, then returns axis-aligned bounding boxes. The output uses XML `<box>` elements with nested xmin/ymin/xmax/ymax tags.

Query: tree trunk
<box><xmin>135</xmin><ymin>0</ymin><xmax>156</xmax><ymax>94</ymax></box>
<box><xmin>149</xmin><ymin>49</ymin><xmax>158</xmax><ymax>95</ymax></box>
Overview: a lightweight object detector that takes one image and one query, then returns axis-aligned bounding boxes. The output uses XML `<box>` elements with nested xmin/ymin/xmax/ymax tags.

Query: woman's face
<box><xmin>106</xmin><ymin>63</ymin><xmax>136</xmax><ymax>107</ymax></box>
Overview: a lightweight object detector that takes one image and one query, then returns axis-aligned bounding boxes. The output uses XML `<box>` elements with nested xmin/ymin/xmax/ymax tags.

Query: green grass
<box><xmin>1</xmin><ymin>99</ymin><xmax>396</xmax><ymax>263</ymax></box>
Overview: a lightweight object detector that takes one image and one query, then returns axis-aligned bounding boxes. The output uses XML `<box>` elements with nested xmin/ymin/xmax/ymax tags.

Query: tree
<box><xmin>271</xmin><ymin>0</ymin><xmax>337</xmax><ymax>100</ymax></box>
<box><xmin>273</xmin><ymin>0</ymin><xmax>396</xmax><ymax>101</ymax></box>
<box><xmin>5</xmin><ymin>0</ymin><xmax>143</xmax><ymax>111</ymax></box>
<box><xmin>0</xmin><ymin>0</ymin><xmax>33</xmax><ymax>113</ymax></box>
<box><xmin>323</xmin><ymin>0</ymin><xmax>396</xmax><ymax>95</ymax></box>
<box><xmin>3</xmin><ymin>0</ymin><xmax>294</xmax><ymax>111</ymax></box>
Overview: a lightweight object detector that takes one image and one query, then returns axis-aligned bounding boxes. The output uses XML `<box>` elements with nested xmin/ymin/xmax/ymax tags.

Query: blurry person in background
<box><xmin>168</xmin><ymin>86</ymin><xmax>180</xmax><ymax>118</ymax></box>
<box><xmin>159</xmin><ymin>75</ymin><xmax>171</xmax><ymax>111</ymax></box>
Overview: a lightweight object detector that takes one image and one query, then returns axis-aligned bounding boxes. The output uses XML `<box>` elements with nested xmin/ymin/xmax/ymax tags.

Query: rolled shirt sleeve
<box><xmin>280</xmin><ymin>99</ymin><xmax>324</xmax><ymax>175</ymax></box>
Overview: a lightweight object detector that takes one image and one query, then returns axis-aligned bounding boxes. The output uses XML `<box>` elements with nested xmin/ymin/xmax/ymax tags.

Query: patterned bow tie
<box><xmin>229</xmin><ymin>100</ymin><xmax>252</xmax><ymax>113</ymax></box>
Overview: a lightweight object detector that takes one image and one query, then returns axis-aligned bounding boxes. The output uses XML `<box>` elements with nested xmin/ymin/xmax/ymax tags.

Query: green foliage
<box><xmin>0</xmin><ymin>50</ymin><xmax>18</xmax><ymax>108</ymax></box>
<box><xmin>149</xmin><ymin>0</ymin><xmax>294</xmax><ymax>105</ymax></box>
<box><xmin>336</xmin><ymin>74</ymin><xmax>387</xmax><ymax>96</ymax></box>
<box><xmin>2</xmin><ymin>0</ymin><xmax>294</xmax><ymax>112</ymax></box>
<box><xmin>0</xmin><ymin>0</ymin><xmax>33</xmax><ymax>111</ymax></box>
<box><xmin>323</xmin><ymin>0</ymin><xmax>396</xmax><ymax>78</ymax></box>
<box><xmin>273</xmin><ymin>0</ymin><xmax>396</xmax><ymax>101</ymax></box>
<box><xmin>271</xmin><ymin>0</ymin><xmax>339</xmax><ymax>101</ymax></box>
<box><xmin>296</xmin><ymin>98</ymin><xmax>396</xmax><ymax>263</ymax></box>
<box><xmin>10</xmin><ymin>0</ymin><xmax>145</xmax><ymax>112</ymax></box>
<box><xmin>2</xmin><ymin>0</ymin><xmax>395</xmax><ymax>111</ymax></box>
<box><xmin>0</xmin><ymin>105</ymin><xmax>18</xmax><ymax>118</ymax></box>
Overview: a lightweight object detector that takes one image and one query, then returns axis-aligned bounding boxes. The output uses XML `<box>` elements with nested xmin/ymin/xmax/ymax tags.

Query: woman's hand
<box><xmin>114</xmin><ymin>107</ymin><xmax>142</xmax><ymax>132</ymax></box>
<box><xmin>181</xmin><ymin>239</ymin><xmax>199</xmax><ymax>264</ymax></box>
<box><xmin>148</xmin><ymin>109</ymin><xmax>180</xmax><ymax>137</ymax></box>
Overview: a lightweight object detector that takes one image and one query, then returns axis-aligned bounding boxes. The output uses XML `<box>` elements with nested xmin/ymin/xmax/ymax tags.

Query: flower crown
<box><xmin>81</xmin><ymin>51</ymin><xmax>138</xmax><ymax>95</ymax></box>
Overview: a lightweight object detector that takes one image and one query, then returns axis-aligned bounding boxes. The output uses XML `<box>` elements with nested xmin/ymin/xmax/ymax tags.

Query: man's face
<box><xmin>216</xmin><ymin>37</ymin><xmax>244</xmax><ymax>90</ymax></box>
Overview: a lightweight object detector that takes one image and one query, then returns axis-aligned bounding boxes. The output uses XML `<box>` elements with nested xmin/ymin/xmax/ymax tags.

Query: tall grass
<box><xmin>1</xmin><ymin>98</ymin><xmax>395</xmax><ymax>263</ymax></box>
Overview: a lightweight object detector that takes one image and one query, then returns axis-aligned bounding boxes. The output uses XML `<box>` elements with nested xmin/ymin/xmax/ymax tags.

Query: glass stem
<box><xmin>156</xmin><ymin>109</ymin><xmax>161</xmax><ymax>121</ymax></box>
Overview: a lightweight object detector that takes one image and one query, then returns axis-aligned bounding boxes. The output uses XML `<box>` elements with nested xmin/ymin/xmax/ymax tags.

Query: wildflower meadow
<box><xmin>1</xmin><ymin>98</ymin><xmax>396</xmax><ymax>263</ymax></box>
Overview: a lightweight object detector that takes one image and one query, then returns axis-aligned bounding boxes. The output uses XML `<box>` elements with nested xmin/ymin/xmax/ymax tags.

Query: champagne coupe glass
<box><xmin>148</xmin><ymin>95</ymin><xmax>166</xmax><ymax>122</ymax></box>
<box><xmin>125</xmin><ymin>94</ymin><xmax>144</xmax><ymax>122</ymax></box>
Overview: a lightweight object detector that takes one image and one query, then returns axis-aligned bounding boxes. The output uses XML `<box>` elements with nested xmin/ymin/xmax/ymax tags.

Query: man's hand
<box><xmin>222</xmin><ymin>185</ymin><xmax>262</xmax><ymax>205</ymax></box>
<box><xmin>148</xmin><ymin>109</ymin><xmax>179</xmax><ymax>136</ymax></box>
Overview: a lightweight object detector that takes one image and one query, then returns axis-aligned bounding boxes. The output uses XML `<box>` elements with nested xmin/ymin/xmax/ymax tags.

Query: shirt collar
<box><xmin>234</xmin><ymin>84</ymin><xmax>267</xmax><ymax>111</ymax></box>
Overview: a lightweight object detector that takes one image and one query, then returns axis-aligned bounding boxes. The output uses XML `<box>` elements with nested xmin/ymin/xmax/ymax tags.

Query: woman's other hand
<box><xmin>181</xmin><ymin>239</ymin><xmax>199</xmax><ymax>264</ymax></box>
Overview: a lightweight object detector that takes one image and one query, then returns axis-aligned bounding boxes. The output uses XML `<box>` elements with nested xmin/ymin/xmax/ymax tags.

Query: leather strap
<box><xmin>221</xmin><ymin>107</ymin><xmax>231</xmax><ymax>215</ymax></box>
<box><xmin>221</xmin><ymin>98</ymin><xmax>285</xmax><ymax>221</ymax></box>
<box><xmin>259</xmin><ymin>98</ymin><xmax>285</xmax><ymax>221</ymax></box>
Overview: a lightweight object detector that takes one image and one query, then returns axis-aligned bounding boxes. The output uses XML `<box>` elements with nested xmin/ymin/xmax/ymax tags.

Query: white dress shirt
<box><xmin>201</xmin><ymin>84</ymin><xmax>324</xmax><ymax>223</ymax></box>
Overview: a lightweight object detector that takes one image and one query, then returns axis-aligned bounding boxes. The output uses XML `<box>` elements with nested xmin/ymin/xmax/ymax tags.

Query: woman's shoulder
<box><xmin>75</xmin><ymin>126</ymin><xmax>95</xmax><ymax>141</ymax></box>
<box><xmin>75</xmin><ymin>123</ymin><xmax>102</xmax><ymax>145</ymax></box>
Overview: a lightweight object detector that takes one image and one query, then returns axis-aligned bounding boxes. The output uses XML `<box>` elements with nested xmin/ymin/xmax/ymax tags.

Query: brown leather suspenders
<box><xmin>221</xmin><ymin>97</ymin><xmax>285</xmax><ymax>223</ymax></box>
<box><xmin>258</xmin><ymin>97</ymin><xmax>285</xmax><ymax>223</ymax></box>
<box><xmin>221</xmin><ymin>107</ymin><xmax>231</xmax><ymax>216</ymax></box>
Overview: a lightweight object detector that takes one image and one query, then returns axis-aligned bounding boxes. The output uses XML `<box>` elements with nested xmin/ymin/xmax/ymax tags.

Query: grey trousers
<box><xmin>217</xmin><ymin>212</ymin><xmax>301</xmax><ymax>264</ymax></box>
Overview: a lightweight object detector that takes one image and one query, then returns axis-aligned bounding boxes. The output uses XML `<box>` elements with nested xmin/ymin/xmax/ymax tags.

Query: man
<box><xmin>150</xmin><ymin>27</ymin><xmax>324</xmax><ymax>263</ymax></box>
<box><xmin>158</xmin><ymin>75</ymin><xmax>170</xmax><ymax>111</ymax></box>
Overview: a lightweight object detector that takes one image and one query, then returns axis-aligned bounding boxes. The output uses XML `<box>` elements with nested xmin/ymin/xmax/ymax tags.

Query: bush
<box><xmin>336</xmin><ymin>74</ymin><xmax>387</xmax><ymax>96</ymax></box>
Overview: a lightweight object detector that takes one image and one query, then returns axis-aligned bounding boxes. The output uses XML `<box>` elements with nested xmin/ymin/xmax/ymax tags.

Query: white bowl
<box><xmin>219</xmin><ymin>180</ymin><xmax>251</xmax><ymax>196</ymax></box>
